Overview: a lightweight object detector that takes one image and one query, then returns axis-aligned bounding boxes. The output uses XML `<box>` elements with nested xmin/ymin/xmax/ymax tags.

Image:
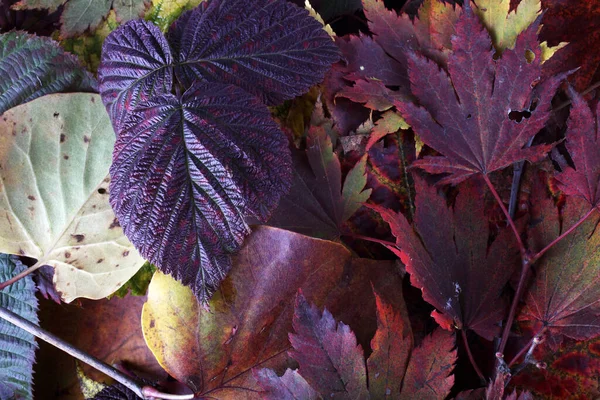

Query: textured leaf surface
<box><xmin>91</xmin><ymin>382</ymin><xmax>140</xmax><ymax>400</ymax></box>
<box><xmin>374</xmin><ymin>176</ymin><xmax>520</xmax><ymax>339</ymax></box>
<box><xmin>473</xmin><ymin>0</ymin><xmax>541</xmax><ymax>52</ymax></box>
<box><xmin>554</xmin><ymin>88</ymin><xmax>600</xmax><ymax>207</ymax></box>
<box><xmin>367</xmin><ymin>291</ymin><xmax>413</xmax><ymax>399</ymax></box>
<box><xmin>0</xmin><ymin>93</ymin><xmax>144</xmax><ymax>302</ymax></box>
<box><xmin>98</xmin><ymin>19</ymin><xmax>173</xmax><ymax>132</ymax></box>
<box><xmin>168</xmin><ymin>0</ymin><xmax>340</xmax><ymax>105</ymax></box>
<box><xmin>141</xmin><ymin>226</ymin><xmax>404</xmax><ymax>396</ymax></box>
<box><xmin>289</xmin><ymin>293</ymin><xmax>368</xmax><ymax>398</ymax></box>
<box><xmin>540</xmin><ymin>0</ymin><xmax>600</xmax><ymax>91</ymax></box>
<box><xmin>400</xmin><ymin>329</ymin><xmax>456</xmax><ymax>399</ymax></box>
<box><xmin>110</xmin><ymin>83</ymin><xmax>291</xmax><ymax>302</ymax></box>
<box><xmin>0</xmin><ymin>255</ymin><xmax>38</xmax><ymax>400</ymax></box>
<box><xmin>396</xmin><ymin>5</ymin><xmax>564</xmax><ymax>184</ymax></box>
<box><xmin>112</xmin><ymin>0</ymin><xmax>150</xmax><ymax>22</ymax></box>
<box><xmin>0</xmin><ymin>31</ymin><xmax>96</xmax><ymax>115</ymax></box>
<box><xmin>520</xmin><ymin>178</ymin><xmax>600</xmax><ymax>342</ymax></box>
<box><xmin>255</xmin><ymin>367</ymin><xmax>319</xmax><ymax>400</ymax></box>
<box><xmin>511</xmin><ymin>335</ymin><xmax>600</xmax><ymax>399</ymax></box>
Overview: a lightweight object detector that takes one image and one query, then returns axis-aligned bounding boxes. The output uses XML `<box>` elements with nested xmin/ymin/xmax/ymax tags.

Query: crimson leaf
<box><xmin>168</xmin><ymin>0</ymin><xmax>340</xmax><ymax>106</ymax></box>
<box><xmin>109</xmin><ymin>83</ymin><xmax>291</xmax><ymax>302</ymax></box>
<box><xmin>554</xmin><ymin>87</ymin><xmax>600</xmax><ymax>207</ymax></box>
<box><xmin>395</xmin><ymin>5</ymin><xmax>565</xmax><ymax>185</ymax></box>
<box><xmin>98</xmin><ymin>19</ymin><xmax>173</xmax><ymax>133</ymax></box>
<box><xmin>373</xmin><ymin>175</ymin><xmax>520</xmax><ymax>339</ymax></box>
<box><xmin>288</xmin><ymin>292</ymin><xmax>368</xmax><ymax>398</ymax></box>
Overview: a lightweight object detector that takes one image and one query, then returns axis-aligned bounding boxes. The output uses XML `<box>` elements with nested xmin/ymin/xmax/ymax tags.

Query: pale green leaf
<box><xmin>0</xmin><ymin>93</ymin><xmax>144</xmax><ymax>302</ymax></box>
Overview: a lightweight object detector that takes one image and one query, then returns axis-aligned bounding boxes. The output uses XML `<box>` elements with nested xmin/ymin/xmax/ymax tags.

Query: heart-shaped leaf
<box><xmin>0</xmin><ymin>93</ymin><xmax>145</xmax><ymax>302</ymax></box>
<box><xmin>110</xmin><ymin>83</ymin><xmax>291</xmax><ymax>302</ymax></box>
<box><xmin>98</xmin><ymin>19</ymin><xmax>173</xmax><ymax>133</ymax></box>
<box><xmin>168</xmin><ymin>0</ymin><xmax>340</xmax><ymax>105</ymax></box>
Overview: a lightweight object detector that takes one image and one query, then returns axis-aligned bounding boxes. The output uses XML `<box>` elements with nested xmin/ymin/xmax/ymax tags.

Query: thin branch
<box><xmin>343</xmin><ymin>233</ymin><xmax>398</xmax><ymax>248</ymax></box>
<box><xmin>531</xmin><ymin>207</ymin><xmax>597</xmax><ymax>263</ymax></box>
<box><xmin>553</xmin><ymin>80</ymin><xmax>600</xmax><ymax>113</ymax></box>
<box><xmin>0</xmin><ymin>261</ymin><xmax>43</xmax><ymax>291</ymax></box>
<box><xmin>461</xmin><ymin>330</ymin><xmax>485</xmax><ymax>382</ymax></box>
<box><xmin>0</xmin><ymin>306</ymin><xmax>193</xmax><ymax>400</ymax></box>
<box><xmin>508</xmin><ymin>328</ymin><xmax>546</xmax><ymax>368</ymax></box>
<box><xmin>482</xmin><ymin>174</ymin><xmax>526</xmax><ymax>255</ymax></box>
<box><xmin>508</xmin><ymin>137</ymin><xmax>535</xmax><ymax>220</ymax></box>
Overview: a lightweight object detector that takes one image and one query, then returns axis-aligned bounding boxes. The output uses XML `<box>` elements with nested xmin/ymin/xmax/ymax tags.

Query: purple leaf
<box><xmin>98</xmin><ymin>19</ymin><xmax>173</xmax><ymax>132</ymax></box>
<box><xmin>168</xmin><ymin>0</ymin><xmax>340</xmax><ymax>105</ymax></box>
<box><xmin>109</xmin><ymin>82</ymin><xmax>291</xmax><ymax>302</ymax></box>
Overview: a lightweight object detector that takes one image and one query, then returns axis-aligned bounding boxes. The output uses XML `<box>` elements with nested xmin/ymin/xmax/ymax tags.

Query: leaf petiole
<box><xmin>0</xmin><ymin>306</ymin><xmax>193</xmax><ymax>400</ymax></box>
<box><xmin>0</xmin><ymin>261</ymin><xmax>44</xmax><ymax>291</ymax></box>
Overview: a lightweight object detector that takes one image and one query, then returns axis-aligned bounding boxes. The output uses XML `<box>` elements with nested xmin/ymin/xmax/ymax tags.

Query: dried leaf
<box><xmin>0</xmin><ymin>93</ymin><xmax>144</xmax><ymax>302</ymax></box>
<box><xmin>366</xmin><ymin>110</ymin><xmax>410</xmax><ymax>151</ymax></box>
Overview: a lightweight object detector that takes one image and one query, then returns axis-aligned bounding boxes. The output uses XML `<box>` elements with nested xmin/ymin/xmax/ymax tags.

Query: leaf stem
<box><xmin>461</xmin><ymin>330</ymin><xmax>485</xmax><ymax>382</ymax></box>
<box><xmin>508</xmin><ymin>328</ymin><xmax>545</xmax><ymax>368</ymax></box>
<box><xmin>530</xmin><ymin>207</ymin><xmax>597</xmax><ymax>263</ymax></box>
<box><xmin>482</xmin><ymin>174</ymin><xmax>526</xmax><ymax>256</ymax></box>
<box><xmin>0</xmin><ymin>261</ymin><xmax>43</xmax><ymax>291</ymax></box>
<box><xmin>343</xmin><ymin>233</ymin><xmax>398</xmax><ymax>248</ymax></box>
<box><xmin>0</xmin><ymin>306</ymin><xmax>193</xmax><ymax>400</ymax></box>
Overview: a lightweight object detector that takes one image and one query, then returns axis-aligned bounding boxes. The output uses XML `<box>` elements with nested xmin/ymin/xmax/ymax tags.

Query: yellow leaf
<box><xmin>146</xmin><ymin>0</ymin><xmax>206</xmax><ymax>32</ymax></box>
<box><xmin>473</xmin><ymin>0</ymin><xmax>540</xmax><ymax>52</ymax></box>
<box><xmin>305</xmin><ymin>0</ymin><xmax>335</xmax><ymax>38</ymax></box>
<box><xmin>540</xmin><ymin>40</ymin><xmax>568</xmax><ymax>63</ymax></box>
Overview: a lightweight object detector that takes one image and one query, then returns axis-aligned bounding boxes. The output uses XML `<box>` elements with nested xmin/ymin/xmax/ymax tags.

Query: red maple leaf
<box><xmin>554</xmin><ymin>87</ymin><xmax>600</xmax><ymax>207</ymax></box>
<box><xmin>395</xmin><ymin>4</ymin><xmax>566</xmax><ymax>185</ymax></box>
<box><xmin>372</xmin><ymin>175</ymin><xmax>521</xmax><ymax>339</ymax></box>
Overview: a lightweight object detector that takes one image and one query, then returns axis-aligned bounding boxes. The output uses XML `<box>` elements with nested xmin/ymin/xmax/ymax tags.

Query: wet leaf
<box><xmin>0</xmin><ymin>93</ymin><xmax>144</xmax><ymax>302</ymax></box>
<box><xmin>0</xmin><ymin>31</ymin><xmax>96</xmax><ymax>115</ymax></box>
<box><xmin>396</xmin><ymin>5</ymin><xmax>565</xmax><ymax>185</ymax></box>
<box><xmin>0</xmin><ymin>254</ymin><xmax>38</xmax><ymax>400</ymax></box>
<box><xmin>373</xmin><ymin>176</ymin><xmax>521</xmax><ymax>339</ymax></box>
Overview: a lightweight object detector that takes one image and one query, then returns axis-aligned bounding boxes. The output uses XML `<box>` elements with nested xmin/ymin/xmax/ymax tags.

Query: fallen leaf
<box><xmin>141</xmin><ymin>225</ymin><xmax>403</xmax><ymax>397</ymax></box>
<box><xmin>519</xmin><ymin>175</ymin><xmax>600</xmax><ymax>342</ymax></box>
<box><xmin>366</xmin><ymin>110</ymin><xmax>410</xmax><ymax>151</ymax></box>
<box><xmin>373</xmin><ymin>175</ymin><xmax>521</xmax><ymax>339</ymax></box>
<box><xmin>288</xmin><ymin>292</ymin><xmax>368</xmax><ymax>398</ymax></box>
<box><xmin>554</xmin><ymin>87</ymin><xmax>600</xmax><ymax>207</ymax></box>
<box><xmin>396</xmin><ymin>5</ymin><xmax>565</xmax><ymax>185</ymax></box>
<box><xmin>254</xmin><ymin>368</ymin><xmax>319</xmax><ymax>400</ymax></box>
<box><xmin>0</xmin><ymin>93</ymin><xmax>144</xmax><ymax>302</ymax></box>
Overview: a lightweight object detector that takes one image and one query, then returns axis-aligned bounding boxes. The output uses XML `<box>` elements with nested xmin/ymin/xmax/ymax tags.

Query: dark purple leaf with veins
<box><xmin>98</xmin><ymin>19</ymin><xmax>173</xmax><ymax>133</ymax></box>
<box><xmin>168</xmin><ymin>0</ymin><xmax>340</xmax><ymax>106</ymax></box>
<box><xmin>109</xmin><ymin>82</ymin><xmax>291</xmax><ymax>302</ymax></box>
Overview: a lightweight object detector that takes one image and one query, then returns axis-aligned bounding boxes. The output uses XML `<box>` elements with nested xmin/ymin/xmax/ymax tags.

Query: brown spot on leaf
<box><xmin>28</xmin><ymin>206</ymin><xmax>34</xmax><ymax>212</ymax></box>
<box><xmin>83</xmin><ymin>135</ymin><xmax>90</xmax><ymax>143</ymax></box>
<box><xmin>60</xmin><ymin>134</ymin><xmax>66</xmax><ymax>143</ymax></box>
<box><xmin>63</xmin><ymin>155</ymin><xmax>69</xmax><ymax>160</ymax></box>
<box><xmin>97</xmin><ymin>258</ymin><xmax>104</xmax><ymax>264</ymax></box>
<box><xmin>28</xmin><ymin>195</ymin><xmax>35</xmax><ymax>201</ymax></box>
<box><xmin>98</xmin><ymin>188</ymin><xmax>107</xmax><ymax>195</ymax></box>
<box><xmin>18</xmin><ymin>249</ymin><xmax>25</xmax><ymax>255</ymax></box>
<box><xmin>65</xmin><ymin>251</ymin><xmax>71</xmax><ymax>258</ymax></box>
<box><xmin>122</xmin><ymin>250</ymin><xmax>129</xmax><ymax>257</ymax></box>
<box><xmin>53</xmin><ymin>112</ymin><xmax>59</xmax><ymax>118</ymax></box>
<box><xmin>109</xmin><ymin>218</ymin><xmax>120</xmax><ymax>229</ymax></box>
<box><xmin>71</xmin><ymin>234</ymin><xmax>85</xmax><ymax>243</ymax></box>
<box><xmin>149</xmin><ymin>320</ymin><xmax>155</xmax><ymax>329</ymax></box>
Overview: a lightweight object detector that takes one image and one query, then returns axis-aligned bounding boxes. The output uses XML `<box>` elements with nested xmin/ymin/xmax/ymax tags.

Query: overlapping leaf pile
<box><xmin>97</xmin><ymin>0</ymin><xmax>340</xmax><ymax>302</ymax></box>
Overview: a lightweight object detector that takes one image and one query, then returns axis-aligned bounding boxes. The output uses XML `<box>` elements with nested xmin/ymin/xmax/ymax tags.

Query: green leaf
<box><xmin>341</xmin><ymin>154</ymin><xmax>372</xmax><ymax>221</ymax></box>
<box><xmin>0</xmin><ymin>254</ymin><xmax>38</xmax><ymax>400</ymax></box>
<box><xmin>60</xmin><ymin>0</ymin><xmax>113</xmax><ymax>37</ymax></box>
<box><xmin>0</xmin><ymin>93</ymin><xmax>145</xmax><ymax>302</ymax></box>
<box><xmin>145</xmin><ymin>0</ymin><xmax>206</xmax><ymax>32</ymax></box>
<box><xmin>0</xmin><ymin>31</ymin><xmax>97</xmax><ymax>115</ymax></box>
<box><xmin>111</xmin><ymin>262</ymin><xmax>156</xmax><ymax>298</ymax></box>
